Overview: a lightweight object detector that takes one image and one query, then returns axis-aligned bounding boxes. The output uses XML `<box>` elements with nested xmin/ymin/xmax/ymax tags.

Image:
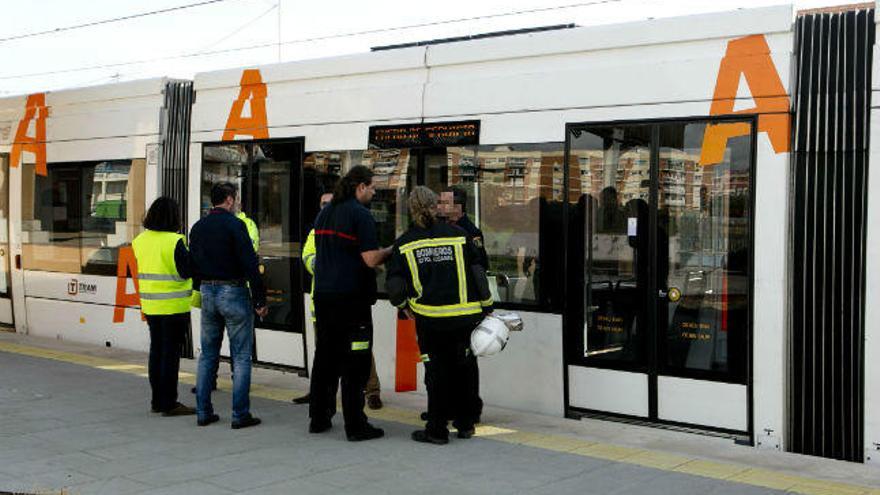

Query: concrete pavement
<box><xmin>0</xmin><ymin>331</ymin><xmax>878</xmax><ymax>494</ymax></box>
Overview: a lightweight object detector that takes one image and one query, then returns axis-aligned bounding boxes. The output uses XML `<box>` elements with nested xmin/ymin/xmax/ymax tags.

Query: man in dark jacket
<box><xmin>190</xmin><ymin>182</ymin><xmax>267</xmax><ymax>429</ymax></box>
<box><xmin>387</xmin><ymin>186</ymin><xmax>493</xmax><ymax>445</ymax></box>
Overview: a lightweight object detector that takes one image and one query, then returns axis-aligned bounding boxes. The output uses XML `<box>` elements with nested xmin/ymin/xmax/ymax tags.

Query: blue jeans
<box><xmin>197</xmin><ymin>284</ymin><xmax>254</xmax><ymax>423</ymax></box>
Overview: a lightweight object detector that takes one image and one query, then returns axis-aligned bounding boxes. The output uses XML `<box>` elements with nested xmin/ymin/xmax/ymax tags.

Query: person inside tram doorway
<box><xmin>434</xmin><ymin>187</ymin><xmax>487</xmax><ymax>424</ymax></box>
<box><xmin>191</xmin><ymin>197</ymin><xmax>260</xmax><ymax>395</ymax></box>
<box><xmin>387</xmin><ymin>186</ymin><xmax>494</xmax><ymax>445</ymax></box>
<box><xmin>190</xmin><ymin>182</ymin><xmax>268</xmax><ymax>429</ymax></box>
<box><xmin>133</xmin><ymin>197</ymin><xmax>196</xmax><ymax>417</ymax></box>
<box><xmin>308</xmin><ymin>166</ymin><xmax>391</xmax><ymax>441</ymax></box>
<box><xmin>292</xmin><ymin>190</ymin><xmax>385</xmax><ymax>411</ymax></box>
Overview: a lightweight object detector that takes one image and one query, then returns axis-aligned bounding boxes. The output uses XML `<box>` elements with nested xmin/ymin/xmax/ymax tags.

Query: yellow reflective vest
<box><xmin>132</xmin><ymin>230</ymin><xmax>193</xmax><ymax>315</ymax></box>
<box><xmin>236</xmin><ymin>212</ymin><xmax>260</xmax><ymax>252</ymax></box>
<box><xmin>303</xmin><ymin>229</ymin><xmax>316</xmax><ymax>321</ymax></box>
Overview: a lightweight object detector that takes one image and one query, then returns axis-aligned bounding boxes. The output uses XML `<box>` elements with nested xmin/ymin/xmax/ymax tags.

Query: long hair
<box><xmin>408</xmin><ymin>186</ymin><xmax>437</xmax><ymax>229</ymax></box>
<box><xmin>143</xmin><ymin>196</ymin><xmax>181</xmax><ymax>233</ymax></box>
<box><xmin>332</xmin><ymin>165</ymin><xmax>373</xmax><ymax>205</ymax></box>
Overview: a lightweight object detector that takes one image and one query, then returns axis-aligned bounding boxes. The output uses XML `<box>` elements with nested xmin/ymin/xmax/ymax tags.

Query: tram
<box><xmin>1</xmin><ymin>3</ymin><xmax>877</xmax><ymax>463</ymax></box>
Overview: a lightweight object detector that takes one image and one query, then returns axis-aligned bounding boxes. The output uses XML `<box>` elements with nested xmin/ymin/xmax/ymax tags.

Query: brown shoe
<box><xmin>161</xmin><ymin>403</ymin><xmax>196</xmax><ymax>417</ymax></box>
<box><xmin>367</xmin><ymin>395</ymin><xmax>383</xmax><ymax>410</ymax></box>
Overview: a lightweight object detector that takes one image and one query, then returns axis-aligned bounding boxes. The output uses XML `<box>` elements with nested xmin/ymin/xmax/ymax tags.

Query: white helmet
<box><xmin>470</xmin><ymin>315</ymin><xmax>510</xmax><ymax>357</ymax></box>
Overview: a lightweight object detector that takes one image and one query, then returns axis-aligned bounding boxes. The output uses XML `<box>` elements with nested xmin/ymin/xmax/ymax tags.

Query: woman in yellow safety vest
<box><xmin>132</xmin><ymin>197</ymin><xmax>196</xmax><ymax>417</ymax></box>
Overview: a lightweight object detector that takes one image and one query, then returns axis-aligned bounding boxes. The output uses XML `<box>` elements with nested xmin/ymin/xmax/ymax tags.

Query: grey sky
<box><xmin>0</xmin><ymin>0</ymin><xmax>863</xmax><ymax>96</ymax></box>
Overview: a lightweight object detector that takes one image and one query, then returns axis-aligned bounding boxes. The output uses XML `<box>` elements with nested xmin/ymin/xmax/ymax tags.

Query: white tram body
<box><xmin>4</xmin><ymin>4</ymin><xmax>878</xmax><ymax>460</ymax></box>
<box><xmin>0</xmin><ymin>79</ymin><xmax>172</xmax><ymax>352</ymax></box>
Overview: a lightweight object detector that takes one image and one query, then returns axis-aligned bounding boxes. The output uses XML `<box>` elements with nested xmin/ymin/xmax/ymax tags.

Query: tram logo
<box><xmin>68</xmin><ymin>279</ymin><xmax>97</xmax><ymax>296</ymax></box>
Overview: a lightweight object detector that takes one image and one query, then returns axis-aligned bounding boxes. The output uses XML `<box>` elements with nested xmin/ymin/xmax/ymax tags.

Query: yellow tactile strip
<box><xmin>1</xmin><ymin>340</ymin><xmax>877</xmax><ymax>495</ymax></box>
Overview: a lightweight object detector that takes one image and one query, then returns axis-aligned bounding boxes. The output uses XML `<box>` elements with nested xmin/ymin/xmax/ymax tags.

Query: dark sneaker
<box><xmin>309</xmin><ymin>419</ymin><xmax>332</xmax><ymax>433</ymax></box>
<box><xmin>367</xmin><ymin>395</ymin><xmax>383</xmax><ymax>410</ymax></box>
<box><xmin>161</xmin><ymin>403</ymin><xmax>196</xmax><ymax>417</ymax></box>
<box><xmin>292</xmin><ymin>393</ymin><xmax>310</xmax><ymax>404</ymax></box>
<box><xmin>346</xmin><ymin>424</ymin><xmax>385</xmax><ymax>442</ymax></box>
<box><xmin>197</xmin><ymin>414</ymin><xmax>220</xmax><ymax>427</ymax></box>
<box><xmin>456</xmin><ymin>426</ymin><xmax>476</xmax><ymax>439</ymax></box>
<box><xmin>411</xmin><ymin>429</ymin><xmax>449</xmax><ymax>445</ymax></box>
<box><xmin>231</xmin><ymin>415</ymin><xmax>261</xmax><ymax>430</ymax></box>
<box><xmin>420</xmin><ymin>411</ymin><xmax>429</xmax><ymax>421</ymax></box>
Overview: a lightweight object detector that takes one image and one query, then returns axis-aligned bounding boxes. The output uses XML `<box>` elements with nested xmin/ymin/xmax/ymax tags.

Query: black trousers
<box><xmin>416</xmin><ymin>315</ymin><xmax>480</xmax><ymax>438</ymax></box>
<box><xmin>146</xmin><ymin>313</ymin><xmax>189</xmax><ymax>412</ymax></box>
<box><xmin>309</xmin><ymin>297</ymin><xmax>373</xmax><ymax>434</ymax></box>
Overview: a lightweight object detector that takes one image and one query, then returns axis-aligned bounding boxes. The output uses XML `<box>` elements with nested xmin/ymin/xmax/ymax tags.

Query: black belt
<box><xmin>201</xmin><ymin>279</ymin><xmax>246</xmax><ymax>287</ymax></box>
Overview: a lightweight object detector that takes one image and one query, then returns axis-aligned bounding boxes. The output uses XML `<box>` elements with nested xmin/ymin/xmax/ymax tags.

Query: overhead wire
<box><xmin>0</xmin><ymin>0</ymin><xmax>248</xmax><ymax>44</ymax></box>
<box><xmin>0</xmin><ymin>0</ymin><xmax>623</xmax><ymax>81</ymax></box>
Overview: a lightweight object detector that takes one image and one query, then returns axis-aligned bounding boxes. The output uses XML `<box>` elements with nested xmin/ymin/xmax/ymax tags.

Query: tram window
<box><xmin>303</xmin><ymin>145</ymin><xmax>564</xmax><ymax>309</ymax></box>
<box><xmin>468</xmin><ymin>144</ymin><xmax>564</xmax><ymax>307</ymax></box>
<box><xmin>21</xmin><ymin>160</ymin><xmax>145</xmax><ymax>275</ymax></box>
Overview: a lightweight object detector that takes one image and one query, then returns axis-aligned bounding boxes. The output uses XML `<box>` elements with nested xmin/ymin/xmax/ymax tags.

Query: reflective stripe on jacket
<box><xmin>132</xmin><ymin>230</ymin><xmax>193</xmax><ymax>315</ymax></box>
<box><xmin>386</xmin><ymin>222</ymin><xmax>493</xmax><ymax>319</ymax></box>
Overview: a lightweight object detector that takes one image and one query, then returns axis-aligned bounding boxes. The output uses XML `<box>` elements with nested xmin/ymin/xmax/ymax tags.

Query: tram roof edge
<box><xmin>0</xmin><ymin>77</ymin><xmax>172</xmax><ymax>108</ymax></box>
<box><xmin>193</xmin><ymin>4</ymin><xmax>794</xmax><ymax>91</ymax></box>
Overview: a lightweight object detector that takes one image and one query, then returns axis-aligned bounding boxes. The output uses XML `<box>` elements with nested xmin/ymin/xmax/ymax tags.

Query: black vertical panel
<box><xmin>160</xmin><ymin>81</ymin><xmax>193</xmax><ymax>232</ymax></box>
<box><xmin>790</xmin><ymin>8</ymin><xmax>873</xmax><ymax>463</ymax></box>
<box><xmin>159</xmin><ymin>80</ymin><xmax>194</xmax><ymax>358</ymax></box>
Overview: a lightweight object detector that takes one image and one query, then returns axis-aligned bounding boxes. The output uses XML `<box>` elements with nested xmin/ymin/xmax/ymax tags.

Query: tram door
<box><xmin>565</xmin><ymin>120</ymin><xmax>753</xmax><ymax>435</ymax></box>
<box><xmin>200</xmin><ymin>139</ymin><xmax>307</xmax><ymax>369</ymax></box>
<box><xmin>0</xmin><ymin>155</ymin><xmax>12</xmax><ymax>325</ymax></box>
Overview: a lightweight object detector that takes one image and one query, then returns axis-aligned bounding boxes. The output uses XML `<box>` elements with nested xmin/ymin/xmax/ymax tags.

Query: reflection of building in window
<box><xmin>21</xmin><ymin>160</ymin><xmax>145</xmax><ymax>275</ymax></box>
<box><xmin>364</xmin><ymin>148</ymin><xmax>410</xmax><ymax>190</ymax></box>
<box><xmin>303</xmin><ymin>152</ymin><xmax>344</xmax><ymax>176</ymax></box>
<box><xmin>475</xmin><ymin>146</ymin><xmax>566</xmax><ymax>206</ymax></box>
<box><xmin>447</xmin><ymin>148</ymin><xmax>476</xmax><ymax>185</ymax></box>
<box><xmin>89</xmin><ymin>162</ymin><xmax>130</xmax><ymax>220</ymax></box>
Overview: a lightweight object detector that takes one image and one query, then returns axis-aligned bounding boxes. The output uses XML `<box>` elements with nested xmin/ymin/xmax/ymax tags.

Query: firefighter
<box><xmin>387</xmin><ymin>186</ymin><xmax>493</xmax><ymax>445</ymax></box>
<box><xmin>309</xmin><ymin>165</ymin><xmax>391</xmax><ymax>441</ymax></box>
<box><xmin>437</xmin><ymin>188</ymin><xmax>488</xmax><ymax>424</ymax></box>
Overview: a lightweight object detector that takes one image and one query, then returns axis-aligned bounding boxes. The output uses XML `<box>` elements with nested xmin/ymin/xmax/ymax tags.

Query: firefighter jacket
<box><xmin>386</xmin><ymin>221</ymin><xmax>493</xmax><ymax>320</ymax></box>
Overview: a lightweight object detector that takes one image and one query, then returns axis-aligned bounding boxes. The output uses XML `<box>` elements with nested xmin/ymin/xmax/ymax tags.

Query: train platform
<box><xmin>1</xmin><ymin>330</ymin><xmax>879</xmax><ymax>495</ymax></box>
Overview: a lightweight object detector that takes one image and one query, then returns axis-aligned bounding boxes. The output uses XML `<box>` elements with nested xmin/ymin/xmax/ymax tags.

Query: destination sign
<box><xmin>369</xmin><ymin>121</ymin><xmax>480</xmax><ymax>148</ymax></box>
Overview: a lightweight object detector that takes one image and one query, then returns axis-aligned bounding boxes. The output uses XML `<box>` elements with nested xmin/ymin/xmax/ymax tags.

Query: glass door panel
<box><xmin>657</xmin><ymin>123</ymin><xmax>750</xmax><ymax>379</ymax></box>
<box><xmin>251</xmin><ymin>142</ymin><xmax>302</xmax><ymax>330</ymax></box>
<box><xmin>565</xmin><ymin>119</ymin><xmax>754</xmax><ymax>426</ymax></box>
<box><xmin>569</xmin><ymin>125</ymin><xmax>651</xmax><ymax>366</ymax></box>
<box><xmin>201</xmin><ymin>141</ymin><xmax>304</xmax><ymax>332</ymax></box>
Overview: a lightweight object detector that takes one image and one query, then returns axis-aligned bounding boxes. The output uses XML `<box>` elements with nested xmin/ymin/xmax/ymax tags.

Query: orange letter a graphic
<box><xmin>113</xmin><ymin>246</ymin><xmax>143</xmax><ymax>323</ymax></box>
<box><xmin>222</xmin><ymin>69</ymin><xmax>269</xmax><ymax>141</ymax></box>
<box><xmin>10</xmin><ymin>93</ymin><xmax>48</xmax><ymax>176</ymax></box>
<box><xmin>701</xmin><ymin>35</ymin><xmax>791</xmax><ymax>166</ymax></box>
